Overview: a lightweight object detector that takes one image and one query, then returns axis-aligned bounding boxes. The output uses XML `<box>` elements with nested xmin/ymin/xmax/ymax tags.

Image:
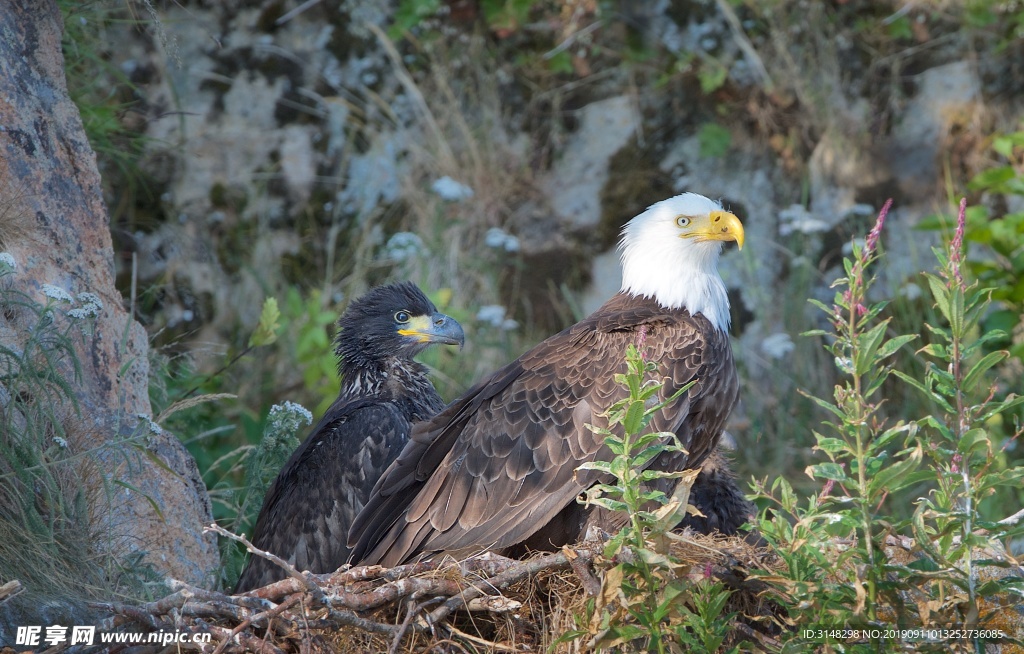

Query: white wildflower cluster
<box><xmin>0</xmin><ymin>252</ymin><xmax>16</xmax><ymax>272</ymax></box>
<box><xmin>476</xmin><ymin>304</ymin><xmax>519</xmax><ymax>331</ymax></box>
<box><xmin>53</xmin><ymin>436</ymin><xmax>69</xmax><ymax>449</ymax></box>
<box><xmin>136</xmin><ymin>413</ymin><xmax>163</xmax><ymax>436</ymax></box>
<box><xmin>383</xmin><ymin>232</ymin><xmax>427</xmax><ymax>262</ymax></box>
<box><xmin>267</xmin><ymin>401</ymin><xmax>313</xmax><ymax>438</ymax></box>
<box><xmin>779</xmin><ymin>204</ymin><xmax>830</xmax><ymax>236</ymax></box>
<box><xmin>431</xmin><ymin>176</ymin><xmax>474</xmax><ymax>202</ymax></box>
<box><xmin>484</xmin><ymin>227</ymin><xmax>520</xmax><ymax>253</ymax></box>
<box><xmin>761</xmin><ymin>332</ymin><xmax>795</xmax><ymax>360</ymax></box>
<box><xmin>42</xmin><ymin>284</ymin><xmax>74</xmax><ymax>303</ymax></box>
<box><xmin>68</xmin><ymin>292</ymin><xmax>104</xmax><ymax>320</ymax></box>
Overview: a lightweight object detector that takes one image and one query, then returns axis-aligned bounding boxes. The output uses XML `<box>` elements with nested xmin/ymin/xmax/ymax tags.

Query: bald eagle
<box><xmin>348</xmin><ymin>193</ymin><xmax>748</xmax><ymax>567</ymax></box>
<box><xmin>235</xmin><ymin>282</ymin><xmax>464</xmax><ymax>592</ymax></box>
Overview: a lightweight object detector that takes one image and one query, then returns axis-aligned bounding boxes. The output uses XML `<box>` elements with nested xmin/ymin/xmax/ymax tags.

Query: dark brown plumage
<box><xmin>686</xmin><ymin>448</ymin><xmax>755</xmax><ymax>537</ymax></box>
<box><xmin>347</xmin><ymin>193</ymin><xmax>750</xmax><ymax>567</ymax></box>
<box><xmin>234</xmin><ymin>282</ymin><xmax>463</xmax><ymax>592</ymax></box>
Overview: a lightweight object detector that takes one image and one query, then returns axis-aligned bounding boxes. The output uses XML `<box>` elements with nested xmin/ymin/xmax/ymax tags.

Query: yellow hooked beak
<box><xmin>396</xmin><ymin>312</ymin><xmax>465</xmax><ymax>347</ymax></box>
<box><xmin>680</xmin><ymin>210</ymin><xmax>745</xmax><ymax>250</ymax></box>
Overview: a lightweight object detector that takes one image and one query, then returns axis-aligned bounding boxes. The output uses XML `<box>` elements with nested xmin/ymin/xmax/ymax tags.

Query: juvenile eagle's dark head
<box><xmin>334</xmin><ymin>281</ymin><xmax>464</xmax><ymax>373</ymax></box>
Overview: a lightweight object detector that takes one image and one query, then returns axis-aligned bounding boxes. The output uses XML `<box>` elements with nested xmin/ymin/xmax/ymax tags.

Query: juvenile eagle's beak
<box><xmin>685</xmin><ymin>210</ymin><xmax>745</xmax><ymax>250</ymax></box>
<box><xmin>398</xmin><ymin>312</ymin><xmax>465</xmax><ymax>348</ymax></box>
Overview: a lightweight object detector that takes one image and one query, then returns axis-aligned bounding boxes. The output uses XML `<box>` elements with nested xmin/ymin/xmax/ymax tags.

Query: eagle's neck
<box><xmin>618</xmin><ymin>239</ymin><xmax>731</xmax><ymax>332</ymax></box>
<box><xmin>338</xmin><ymin>358</ymin><xmax>443</xmax><ymax>419</ymax></box>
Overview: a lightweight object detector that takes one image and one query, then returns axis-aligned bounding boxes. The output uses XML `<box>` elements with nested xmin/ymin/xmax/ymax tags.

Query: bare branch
<box><xmin>204</xmin><ymin>522</ymin><xmax>325</xmax><ymax>603</ymax></box>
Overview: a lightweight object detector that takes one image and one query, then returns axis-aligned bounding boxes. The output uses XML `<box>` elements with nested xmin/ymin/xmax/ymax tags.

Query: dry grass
<box><xmin>366</xmin><ymin>28</ymin><xmax>557</xmax><ymax>380</ymax></box>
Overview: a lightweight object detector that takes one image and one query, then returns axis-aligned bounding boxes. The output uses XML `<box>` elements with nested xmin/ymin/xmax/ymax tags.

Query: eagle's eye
<box><xmin>395</xmin><ymin>311</ymin><xmax>411</xmax><ymax>323</ymax></box>
<box><xmin>676</xmin><ymin>215</ymin><xmax>692</xmax><ymax>228</ymax></box>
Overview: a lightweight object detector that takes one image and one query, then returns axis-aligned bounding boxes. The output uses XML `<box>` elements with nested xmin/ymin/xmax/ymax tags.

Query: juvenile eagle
<box><xmin>235</xmin><ymin>282</ymin><xmax>464</xmax><ymax>592</ymax></box>
<box><xmin>348</xmin><ymin>193</ymin><xmax>749</xmax><ymax>567</ymax></box>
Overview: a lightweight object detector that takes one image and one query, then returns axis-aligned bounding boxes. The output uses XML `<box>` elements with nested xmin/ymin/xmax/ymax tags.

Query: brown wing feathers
<box><xmin>348</xmin><ymin>293</ymin><xmax>740</xmax><ymax>567</ymax></box>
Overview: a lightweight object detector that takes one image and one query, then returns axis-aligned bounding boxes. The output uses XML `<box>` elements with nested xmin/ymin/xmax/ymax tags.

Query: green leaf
<box><xmin>697</xmin><ymin>58</ymin><xmax>729</xmax><ymax>94</ymax></box>
<box><xmin>854</xmin><ymin>320</ymin><xmax>890</xmax><ymax>375</ymax></box>
<box><xmin>911</xmin><ymin>502</ymin><xmax>944</xmax><ymax>562</ymax></box>
<box><xmin>807</xmin><ymin>298</ymin><xmax>832</xmax><ymax>314</ymax></box>
<box><xmin>968</xmin><ymin>165</ymin><xmax>1016</xmax><ymax>191</ymax></box>
<box><xmin>982</xmin><ymin>394</ymin><xmax>1024</xmax><ymax>421</ymax></box>
<box><xmin>962</xmin><ymin>350</ymin><xmax>1009</xmax><ymax>393</ymax></box>
<box><xmin>546</xmin><ymin>50</ymin><xmax>573</xmax><ymax>74</ymax></box>
<box><xmin>922</xmin><ymin>321</ymin><xmax>952</xmax><ymax>342</ymax></box>
<box><xmin>623</xmin><ymin>400</ymin><xmax>646</xmax><ymax>435</ymax></box>
<box><xmin>631</xmin><ymin>430</ymin><xmax>666</xmax><ymax>451</ymax></box>
<box><xmin>593</xmin><ymin>624</ymin><xmax>648</xmax><ymax>650</ymax></box>
<box><xmin>802</xmin><ymin>393</ymin><xmax>846</xmax><ymax>419</ymax></box>
<box><xmin>609</xmin><ymin>455</ymin><xmax>630</xmax><ymax>481</ymax></box>
<box><xmin>587</xmin><ymin>497</ymin><xmax>630</xmax><ymax>513</ymax></box>
<box><xmin>577</xmin><ymin>460</ymin><xmax>613</xmax><ymax>474</ymax></box>
<box><xmin>949</xmin><ymin>285</ymin><xmax>965</xmax><ymax>335</ymax></box>
<box><xmin>874</xmin><ymin>422</ymin><xmax>915</xmax><ymax>450</ymax></box>
<box><xmin>926</xmin><ymin>273</ymin><xmax>952</xmax><ymax>324</ymax></box>
<box><xmin>976</xmin><ymin>467</ymin><xmax>1024</xmax><ymax>494</ymax></box>
<box><xmin>806</xmin><ymin>462</ymin><xmax>849</xmax><ymax>482</ymax></box>
<box><xmin>892</xmin><ymin>370</ymin><xmax>930</xmax><ymax>399</ymax></box>
<box><xmin>918</xmin><ymin>343</ymin><xmax>947</xmax><ymax>358</ymax></box>
<box><xmin>633</xmin><ymin>445</ymin><xmax>665</xmax><ymax>470</ymax></box>
<box><xmin>958</xmin><ymin>428</ymin><xmax>991</xmax><ymax>457</ymax></box>
<box><xmin>875</xmin><ymin>334</ymin><xmax>917</xmax><ymax>360</ymax></box>
<box><xmin>921</xmin><ymin>415</ymin><xmax>954</xmax><ymax>440</ymax></box>
<box><xmin>813</xmin><ymin>436</ymin><xmax>850</xmax><ymax>456</ymax></box>
<box><xmin>868</xmin><ymin>444</ymin><xmax>923</xmax><ymax>496</ymax></box>
<box><xmin>697</xmin><ymin>122</ymin><xmax>732</xmax><ymax>158</ymax></box>
<box><xmin>389</xmin><ymin>0</ymin><xmax>442</xmax><ymax>39</ymax></box>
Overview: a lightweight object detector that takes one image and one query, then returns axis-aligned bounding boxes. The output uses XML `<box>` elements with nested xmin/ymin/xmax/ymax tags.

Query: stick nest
<box><xmin>87</xmin><ymin>524</ymin><xmax>777</xmax><ymax>653</ymax></box>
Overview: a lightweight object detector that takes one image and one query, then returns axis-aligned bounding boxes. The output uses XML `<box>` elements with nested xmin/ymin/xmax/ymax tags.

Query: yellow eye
<box><xmin>676</xmin><ymin>215</ymin><xmax>692</xmax><ymax>228</ymax></box>
<box><xmin>394</xmin><ymin>311</ymin><xmax>410</xmax><ymax>323</ymax></box>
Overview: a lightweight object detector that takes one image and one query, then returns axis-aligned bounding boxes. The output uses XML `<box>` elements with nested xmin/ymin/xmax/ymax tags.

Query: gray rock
<box><xmin>543</xmin><ymin>96</ymin><xmax>639</xmax><ymax>229</ymax></box>
<box><xmin>0</xmin><ymin>0</ymin><xmax>218</xmax><ymax>608</ymax></box>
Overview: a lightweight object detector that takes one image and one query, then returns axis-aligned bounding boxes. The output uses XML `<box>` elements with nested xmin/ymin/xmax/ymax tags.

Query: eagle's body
<box><xmin>349</xmin><ymin>193</ymin><xmax>750</xmax><ymax>567</ymax></box>
<box><xmin>235</xmin><ymin>282</ymin><xmax>463</xmax><ymax>592</ymax></box>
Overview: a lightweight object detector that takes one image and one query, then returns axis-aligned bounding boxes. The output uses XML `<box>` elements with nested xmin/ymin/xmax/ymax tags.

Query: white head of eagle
<box><xmin>618</xmin><ymin>192</ymin><xmax>744</xmax><ymax>332</ymax></box>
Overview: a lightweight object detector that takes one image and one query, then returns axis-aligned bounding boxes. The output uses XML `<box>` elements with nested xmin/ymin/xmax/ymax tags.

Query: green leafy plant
<box><xmin>894</xmin><ymin>198</ymin><xmax>1024</xmax><ymax>632</ymax></box>
<box><xmin>559</xmin><ymin>343</ymin><xmax>742</xmax><ymax>652</ymax></box>
<box><xmin>672</xmin><ymin>580</ymin><xmax>739</xmax><ymax>653</ymax></box>
<box><xmin>963</xmin><ymin>131</ymin><xmax>1024</xmax><ymax>363</ymax></box>
<box><xmin>921</xmin><ymin>130</ymin><xmax>1024</xmax><ymax>365</ymax></box>
<box><xmin>216</xmin><ymin>400</ymin><xmax>313</xmax><ymax>587</ymax></box>
<box><xmin>280</xmin><ymin>288</ymin><xmax>340</xmax><ymax>416</ymax></box>
<box><xmin>698</xmin><ymin>122</ymin><xmax>733</xmax><ymax>159</ymax></box>
<box><xmin>800</xmin><ymin>199</ymin><xmax>922</xmax><ymax>623</ymax></box>
<box><xmin>579</xmin><ymin>344</ymin><xmax>695</xmax><ymax>559</ymax></box>
<box><xmin>0</xmin><ymin>258</ymin><xmax>158</xmax><ymax>613</ymax></box>
<box><xmin>59</xmin><ymin>0</ymin><xmax>150</xmax><ymax>202</ymax></box>
<box><xmin>389</xmin><ymin>0</ymin><xmax>443</xmax><ymax>39</ymax></box>
<box><xmin>751</xmin><ymin>199</ymin><xmax>1024</xmax><ymax>650</ymax></box>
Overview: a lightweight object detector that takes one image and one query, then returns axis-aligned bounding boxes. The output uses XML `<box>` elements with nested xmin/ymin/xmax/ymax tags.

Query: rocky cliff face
<box><xmin>108</xmin><ymin>1</ymin><xmax>1016</xmax><ymax>449</ymax></box>
<box><xmin>0</xmin><ymin>0</ymin><xmax>217</xmax><ymax>627</ymax></box>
